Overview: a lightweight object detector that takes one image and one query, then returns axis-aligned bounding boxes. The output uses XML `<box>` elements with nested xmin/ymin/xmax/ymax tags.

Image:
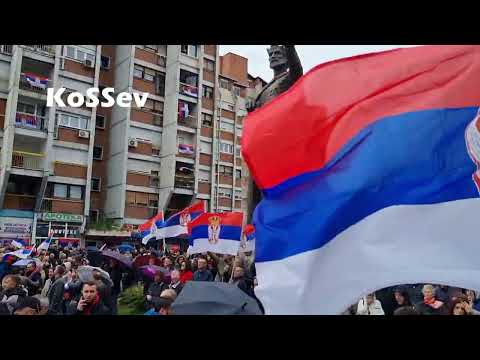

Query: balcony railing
<box><xmin>0</xmin><ymin>45</ymin><xmax>12</xmax><ymax>55</ymax></box>
<box><xmin>15</xmin><ymin>112</ymin><xmax>47</xmax><ymax>131</ymax></box>
<box><xmin>177</xmin><ymin>114</ymin><xmax>197</xmax><ymax>129</ymax></box>
<box><xmin>174</xmin><ymin>174</ymin><xmax>195</xmax><ymax>190</ymax></box>
<box><xmin>4</xmin><ymin>193</ymin><xmax>36</xmax><ymax>210</ymax></box>
<box><xmin>179</xmin><ymin>83</ymin><xmax>198</xmax><ymax>98</ymax></box>
<box><xmin>11</xmin><ymin>151</ymin><xmax>44</xmax><ymax>171</ymax></box>
<box><xmin>21</xmin><ymin>45</ymin><xmax>55</xmax><ymax>56</ymax></box>
<box><xmin>19</xmin><ymin>73</ymin><xmax>50</xmax><ymax>94</ymax></box>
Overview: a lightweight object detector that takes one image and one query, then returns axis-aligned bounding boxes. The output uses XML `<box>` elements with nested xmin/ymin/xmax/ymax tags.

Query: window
<box><xmin>220</xmin><ymin>142</ymin><xmax>234</xmax><ymax>154</ymax></box>
<box><xmin>100</xmin><ymin>56</ymin><xmax>110</xmax><ymax>69</ymax></box>
<box><xmin>199</xmin><ymin>169</ymin><xmax>210</xmax><ymax>183</ymax></box>
<box><xmin>220</xmin><ymin>121</ymin><xmax>234</xmax><ymax>133</ymax></box>
<box><xmin>143</xmin><ymin>99</ymin><xmax>164</xmax><ymax>113</ymax></box>
<box><xmin>200</xmin><ymin>141</ymin><xmax>212</xmax><ymax>154</ymax></box>
<box><xmin>57</xmin><ymin>112</ymin><xmax>89</xmax><ymax>130</ymax></box>
<box><xmin>144</xmin><ymin>68</ymin><xmax>155</xmax><ymax>82</ymax></box>
<box><xmin>233</xmin><ymin>86</ymin><xmax>241</xmax><ymax>97</ymax></box>
<box><xmin>149</xmin><ymin>193</ymin><xmax>159</xmax><ymax>208</ymax></box>
<box><xmin>218</xmin><ymin>188</ymin><xmax>232</xmax><ymax>199</ymax></box>
<box><xmin>220</xmin><ymin>79</ymin><xmax>231</xmax><ymax>90</ymax></box>
<box><xmin>136</xmin><ymin>193</ymin><xmax>148</xmax><ymax>207</ymax></box>
<box><xmin>91</xmin><ymin>177</ymin><xmax>101</xmax><ymax>191</ymax></box>
<box><xmin>89</xmin><ymin>210</ymin><xmax>99</xmax><ymax>222</ymax></box>
<box><xmin>93</xmin><ymin>146</ymin><xmax>103</xmax><ymax>160</ymax></box>
<box><xmin>235</xmin><ymin>146</ymin><xmax>241</xmax><ymax>157</ymax></box>
<box><xmin>126</xmin><ymin>191</ymin><xmax>136</xmax><ymax>205</ymax></box>
<box><xmin>218</xmin><ymin>165</ymin><xmax>233</xmax><ymax>176</ymax></box>
<box><xmin>151</xmin><ymin>170</ymin><xmax>159</xmax><ymax>177</ymax></box>
<box><xmin>156</xmin><ymin>72</ymin><xmax>166</xmax><ymax>96</ymax></box>
<box><xmin>202</xmin><ymin>113</ymin><xmax>213</xmax><ymax>127</ymax></box>
<box><xmin>54</xmin><ymin>184</ymin><xmax>68</xmax><ymax>198</ymax></box>
<box><xmin>181</xmin><ymin>45</ymin><xmax>198</xmax><ymax>58</ymax></box>
<box><xmin>235</xmin><ymin>189</ymin><xmax>243</xmax><ymax>200</ymax></box>
<box><xmin>152</xmin><ymin>147</ymin><xmax>161</xmax><ymax>157</ymax></box>
<box><xmin>235</xmin><ymin>169</ymin><xmax>242</xmax><ymax>179</ymax></box>
<box><xmin>144</xmin><ymin>45</ymin><xmax>158</xmax><ymax>51</ymax></box>
<box><xmin>95</xmin><ymin>115</ymin><xmax>105</xmax><ymax>129</ymax></box>
<box><xmin>203</xmin><ymin>85</ymin><xmax>213</xmax><ymax>99</ymax></box>
<box><xmin>133</xmin><ymin>65</ymin><xmax>143</xmax><ymax>79</ymax></box>
<box><xmin>64</xmin><ymin>45</ymin><xmax>96</xmax><ymax>63</ymax></box>
<box><xmin>205</xmin><ymin>59</ymin><xmax>215</xmax><ymax>72</ymax></box>
<box><xmin>70</xmin><ymin>186</ymin><xmax>82</xmax><ymax>200</ymax></box>
<box><xmin>133</xmin><ymin>65</ymin><xmax>159</xmax><ymax>83</ymax></box>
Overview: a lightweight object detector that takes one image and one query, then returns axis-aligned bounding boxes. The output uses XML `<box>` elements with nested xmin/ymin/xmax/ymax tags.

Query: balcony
<box><xmin>0</xmin><ymin>45</ymin><xmax>12</xmax><ymax>55</ymax></box>
<box><xmin>174</xmin><ymin>174</ymin><xmax>195</xmax><ymax>190</ymax></box>
<box><xmin>21</xmin><ymin>45</ymin><xmax>55</xmax><ymax>57</ymax></box>
<box><xmin>11</xmin><ymin>151</ymin><xmax>44</xmax><ymax>171</ymax></box>
<box><xmin>19</xmin><ymin>73</ymin><xmax>50</xmax><ymax>94</ymax></box>
<box><xmin>177</xmin><ymin>113</ymin><xmax>197</xmax><ymax>129</ymax></box>
<box><xmin>42</xmin><ymin>198</ymin><xmax>84</xmax><ymax>215</ymax></box>
<box><xmin>177</xmin><ymin>144</ymin><xmax>195</xmax><ymax>158</ymax></box>
<box><xmin>15</xmin><ymin>112</ymin><xmax>47</xmax><ymax>131</ymax></box>
<box><xmin>3</xmin><ymin>193</ymin><xmax>36</xmax><ymax>211</ymax></box>
<box><xmin>124</xmin><ymin>205</ymin><xmax>159</xmax><ymax>220</ymax></box>
<box><xmin>179</xmin><ymin>83</ymin><xmax>198</xmax><ymax>98</ymax></box>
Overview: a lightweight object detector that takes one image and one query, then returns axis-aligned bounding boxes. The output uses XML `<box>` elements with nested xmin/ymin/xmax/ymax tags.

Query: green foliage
<box><xmin>89</xmin><ymin>217</ymin><xmax>122</xmax><ymax>231</ymax></box>
<box><xmin>118</xmin><ymin>284</ymin><xmax>145</xmax><ymax>313</ymax></box>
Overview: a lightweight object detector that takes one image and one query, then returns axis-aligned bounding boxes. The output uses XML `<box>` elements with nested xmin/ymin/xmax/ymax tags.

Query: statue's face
<box><xmin>267</xmin><ymin>46</ymin><xmax>287</xmax><ymax>70</ymax></box>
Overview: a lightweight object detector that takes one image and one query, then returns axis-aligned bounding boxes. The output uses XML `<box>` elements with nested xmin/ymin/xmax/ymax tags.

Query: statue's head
<box><xmin>267</xmin><ymin>45</ymin><xmax>287</xmax><ymax>71</ymax></box>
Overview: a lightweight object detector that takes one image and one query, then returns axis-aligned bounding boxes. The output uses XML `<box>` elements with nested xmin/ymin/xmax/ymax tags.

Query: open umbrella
<box><xmin>171</xmin><ymin>282</ymin><xmax>263</xmax><ymax>315</ymax></box>
<box><xmin>77</xmin><ymin>265</ymin><xmax>113</xmax><ymax>287</ymax></box>
<box><xmin>117</xmin><ymin>244</ymin><xmax>135</xmax><ymax>253</ymax></box>
<box><xmin>138</xmin><ymin>265</ymin><xmax>171</xmax><ymax>283</ymax></box>
<box><xmin>133</xmin><ymin>254</ymin><xmax>162</xmax><ymax>268</ymax></box>
<box><xmin>101</xmin><ymin>250</ymin><xmax>133</xmax><ymax>268</ymax></box>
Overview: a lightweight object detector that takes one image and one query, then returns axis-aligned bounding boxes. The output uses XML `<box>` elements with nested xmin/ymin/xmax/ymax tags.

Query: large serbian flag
<box><xmin>242</xmin><ymin>45</ymin><xmax>480</xmax><ymax>315</ymax></box>
<box><xmin>156</xmin><ymin>200</ymin><xmax>206</xmax><ymax>238</ymax></box>
<box><xmin>140</xmin><ymin>212</ymin><xmax>164</xmax><ymax>245</ymax></box>
<box><xmin>187</xmin><ymin>212</ymin><xmax>243</xmax><ymax>255</ymax></box>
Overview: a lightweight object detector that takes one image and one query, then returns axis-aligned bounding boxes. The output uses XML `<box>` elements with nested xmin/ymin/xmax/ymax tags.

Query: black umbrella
<box><xmin>101</xmin><ymin>250</ymin><xmax>133</xmax><ymax>268</ymax></box>
<box><xmin>171</xmin><ymin>281</ymin><xmax>263</xmax><ymax>315</ymax></box>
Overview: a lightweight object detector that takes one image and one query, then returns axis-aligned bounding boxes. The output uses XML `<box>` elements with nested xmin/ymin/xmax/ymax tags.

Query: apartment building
<box><xmin>0</xmin><ymin>45</ymin><xmax>257</xmax><ymax>247</ymax></box>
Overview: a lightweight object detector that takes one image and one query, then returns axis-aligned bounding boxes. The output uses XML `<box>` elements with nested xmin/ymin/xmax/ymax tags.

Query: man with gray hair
<box><xmin>168</xmin><ymin>270</ymin><xmax>183</xmax><ymax>295</ymax></box>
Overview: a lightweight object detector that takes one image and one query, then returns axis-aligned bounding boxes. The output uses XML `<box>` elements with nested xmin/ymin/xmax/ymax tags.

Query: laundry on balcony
<box><xmin>24</xmin><ymin>73</ymin><xmax>49</xmax><ymax>90</ymax></box>
<box><xmin>16</xmin><ymin>113</ymin><xmax>40</xmax><ymax>129</ymax></box>
<box><xmin>178</xmin><ymin>101</ymin><xmax>190</xmax><ymax>119</ymax></box>
<box><xmin>178</xmin><ymin>144</ymin><xmax>194</xmax><ymax>155</ymax></box>
<box><xmin>181</xmin><ymin>84</ymin><xmax>198</xmax><ymax>97</ymax></box>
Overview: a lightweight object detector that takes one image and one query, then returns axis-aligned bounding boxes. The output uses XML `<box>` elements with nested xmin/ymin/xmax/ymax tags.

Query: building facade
<box><xmin>0</xmin><ymin>45</ymin><xmax>257</xmax><ymax>246</ymax></box>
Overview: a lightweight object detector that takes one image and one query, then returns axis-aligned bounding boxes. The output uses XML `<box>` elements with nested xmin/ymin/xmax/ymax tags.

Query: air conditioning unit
<box><xmin>78</xmin><ymin>130</ymin><xmax>90</xmax><ymax>139</ymax></box>
<box><xmin>83</xmin><ymin>59</ymin><xmax>94</xmax><ymax>68</ymax></box>
<box><xmin>128</xmin><ymin>138</ymin><xmax>138</xmax><ymax>148</ymax></box>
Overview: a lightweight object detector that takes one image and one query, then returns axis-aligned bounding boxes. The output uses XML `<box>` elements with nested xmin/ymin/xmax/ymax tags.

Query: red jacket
<box><xmin>180</xmin><ymin>270</ymin><xmax>193</xmax><ymax>284</ymax></box>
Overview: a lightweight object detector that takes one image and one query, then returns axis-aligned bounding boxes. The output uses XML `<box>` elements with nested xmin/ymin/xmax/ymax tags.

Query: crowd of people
<box><xmin>344</xmin><ymin>284</ymin><xmax>480</xmax><ymax>315</ymax></box>
<box><xmin>0</xmin><ymin>241</ymin><xmax>261</xmax><ymax>316</ymax></box>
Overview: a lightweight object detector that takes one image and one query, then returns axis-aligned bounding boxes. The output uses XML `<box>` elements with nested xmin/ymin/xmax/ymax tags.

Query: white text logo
<box><xmin>46</xmin><ymin>88</ymin><xmax>149</xmax><ymax>108</ymax></box>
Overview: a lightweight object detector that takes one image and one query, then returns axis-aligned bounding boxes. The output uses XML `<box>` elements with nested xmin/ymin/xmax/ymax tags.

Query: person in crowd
<box><xmin>67</xmin><ymin>282</ymin><xmax>110</xmax><ymax>315</ymax></box>
<box><xmin>168</xmin><ymin>270</ymin><xmax>183</xmax><ymax>295</ymax></box>
<box><xmin>48</xmin><ymin>253</ymin><xmax>58</xmax><ymax>268</ymax></box>
<box><xmin>392</xmin><ymin>286</ymin><xmax>412</xmax><ymax>313</ymax></box>
<box><xmin>144</xmin><ymin>296</ymin><xmax>173</xmax><ymax>316</ymax></box>
<box><xmin>375</xmin><ymin>286</ymin><xmax>397</xmax><ymax>315</ymax></box>
<box><xmin>393</xmin><ymin>306</ymin><xmax>420</xmax><ymax>315</ymax></box>
<box><xmin>179</xmin><ymin>260</ymin><xmax>193</xmax><ymax>284</ymax></box>
<box><xmin>160</xmin><ymin>288</ymin><xmax>177</xmax><ymax>302</ymax></box>
<box><xmin>415</xmin><ymin>284</ymin><xmax>448</xmax><ymax>315</ymax></box>
<box><xmin>193</xmin><ymin>257</ymin><xmax>214</xmax><ymax>282</ymax></box>
<box><xmin>0</xmin><ymin>274</ymin><xmax>28</xmax><ymax>314</ymax></box>
<box><xmin>206</xmin><ymin>254</ymin><xmax>218</xmax><ymax>280</ymax></box>
<box><xmin>107</xmin><ymin>259</ymin><xmax>122</xmax><ymax>315</ymax></box>
<box><xmin>12</xmin><ymin>296</ymin><xmax>41</xmax><ymax>315</ymax></box>
<box><xmin>63</xmin><ymin>268</ymin><xmax>82</xmax><ymax>310</ymax></box>
<box><xmin>356</xmin><ymin>293</ymin><xmax>385</xmax><ymax>315</ymax></box>
<box><xmin>146</xmin><ymin>271</ymin><xmax>168</xmax><ymax>305</ymax></box>
<box><xmin>47</xmin><ymin>265</ymin><xmax>67</xmax><ymax>315</ymax></box>
<box><xmin>0</xmin><ymin>256</ymin><xmax>15</xmax><ymax>282</ymax></box>
<box><xmin>231</xmin><ymin>266</ymin><xmax>254</xmax><ymax>297</ymax></box>
<box><xmin>435</xmin><ymin>285</ymin><xmax>464</xmax><ymax>306</ymax></box>
<box><xmin>465</xmin><ymin>289</ymin><xmax>480</xmax><ymax>312</ymax></box>
<box><xmin>33</xmin><ymin>294</ymin><xmax>49</xmax><ymax>315</ymax></box>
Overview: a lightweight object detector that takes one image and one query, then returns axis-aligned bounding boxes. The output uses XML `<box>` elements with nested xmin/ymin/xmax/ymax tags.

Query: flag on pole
<box><xmin>187</xmin><ymin>212</ymin><xmax>243</xmax><ymax>255</ymax></box>
<box><xmin>156</xmin><ymin>200</ymin><xmax>206</xmax><ymax>238</ymax></box>
<box><xmin>242</xmin><ymin>45</ymin><xmax>480</xmax><ymax>314</ymax></box>
<box><xmin>140</xmin><ymin>212</ymin><xmax>164</xmax><ymax>245</ymax></box>
<box><xmin>24</xmin><ymin>73</ymin><xmax>48</xmax><ymax>89</ymax></box>
<box><xmin>239</xmin><ymin>224</ymin><xmax>255</xmax><ymax>253</ymax></box>
<box><xmin>37</xmin><ymin>231</ymin><xmax>54</xmax><ymax>251</ymax></box>
<box><xmin>3</xmin><ymin>246</ymin><xmax>35</xmax><ymax>260</ymax></box>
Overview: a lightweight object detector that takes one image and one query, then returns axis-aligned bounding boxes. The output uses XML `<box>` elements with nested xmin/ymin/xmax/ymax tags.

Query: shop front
<box><xmin>0</xmin><ymin>210</ymin><xmax>33</xmax><ymax>246</ymax></box>
<box><xmin>36</xmin><ymin>212</ymin><xmax>83</xmax><ymax>248</ymax></box>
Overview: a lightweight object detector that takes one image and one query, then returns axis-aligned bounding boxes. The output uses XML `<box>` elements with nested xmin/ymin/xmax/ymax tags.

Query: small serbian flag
<box><xmin>11</xmin><ymin>240</ymin><xmax>25</xmax><ymax>249</ymax></box>
<box><xmin>3</xmin><ymin>246</ymin><xmax>35</xmax><ymax>260</ymax></box>
<box><xmin>157</xmin><ymin>200</ymin><xmax>206</xmax><ymax>238</ymax></box>
<box><xmin>24</xmin><ymin>73</ymin><xmax>48</xmax><ymax>89</ymax></box>
<box><xmin>37</xmin><ymin>231</ymin><xmax>54</xmax><ymax>251</ymax></box>
<box><xmin>187</xmin><ymin>212</ymin><xmax>243</xmax><ymax>255</ymax></box>
<box><xmin>140</xmin><ymin>212</ymin><xmax>164</xmax><ymax>245</ymax></box>
<box><xmin>178</xmin><ymin>144</ymin><xmax>194</xmax><ymax>155</ymax></box>
<box><xmin>240</xmin><ymin>224</ymin><xmax>255</xmax><ymax>253</ymax></box>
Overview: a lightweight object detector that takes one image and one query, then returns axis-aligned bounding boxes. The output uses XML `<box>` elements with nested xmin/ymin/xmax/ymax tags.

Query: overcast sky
<box><xmin>220</xmin><ymin>45</ymin><xmax>419</xmax><ymax>82</ymax></box>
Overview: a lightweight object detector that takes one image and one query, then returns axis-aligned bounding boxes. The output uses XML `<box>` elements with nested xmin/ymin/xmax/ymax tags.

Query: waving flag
<box><xmin>188</xmin><ymin>212</ymin><xmax>243</xmax><ymax>255</ymax></box>
<box><xmin>156</xmin><ymin>200</ymin><xmax>206</xmax><ymax>238</ymax></box>
<box><xmin>11</xmin><ymin>240</ymin><xmax>25</xmax><ymax>249</ymax></box>
<box><xmin>37</xmin><ymin>231</ymin><xmax>54</xmax><ymax>251</ymax></box>
<box><xmin>24</xmin><ymin>73</ymin><xmax>48</xmax><ymax>89</ymax></box>
<box><xmin>243</xmin><ymin>45</ymin><xmax>480</xmax><ymax>314</ymax></box>
<box><xmin>3</xmin><ymin>246</ymin><xmax>35</xmax><ymax>260</ymax></box>
<box><xmin>178</xmin><ymin>144</ymin><xmax>194</xmax><ymax>155</ymax></box>
<box><xmin>239</xmin><ymin>224</ymin><xmax>255</xmax><ymax>253</ymax></box>
<box><xmin>140</xmin><ymin>212</ymin><xmax>164</xmax><ymax>245</ymax></box>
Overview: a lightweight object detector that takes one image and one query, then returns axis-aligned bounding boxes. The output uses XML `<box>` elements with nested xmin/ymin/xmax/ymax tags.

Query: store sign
<box><xmin>0</xmin><ymin>217</ymin><xmax>32</xmax><ymax>237</ymax></box>
<box><xmin>42</xmin><ymin>213</ymin><xmax>83</xmax><ymax>223</ymax></box>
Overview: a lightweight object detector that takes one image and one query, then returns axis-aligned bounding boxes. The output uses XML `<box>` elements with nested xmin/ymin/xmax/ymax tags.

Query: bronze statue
<box><xmin>246</xmin><ymin>45</ymin><xmax>303</xmax><ymax>222</ymax></box>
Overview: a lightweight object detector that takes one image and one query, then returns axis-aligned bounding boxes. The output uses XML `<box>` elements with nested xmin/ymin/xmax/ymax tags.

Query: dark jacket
<box><xmin>109</xmin><ymin>267</ymin><xmax>122</xmax><ymax>296</ymax></box>
<box><xmin>193</xmin><ymin>269</ymin><xmax>214</xmax><ymax>282</ymax></box>
<box><xmin>233</xmin><ymin>277</ymin><xmax>255</xmax><ymax>298</ymax></box>
<box><xmin>147</xmin><ymin>282</ymin><xmax>168</xmax><ymax>298</ymax></box>
<box><xmin>47</xmin><ymin>277</ymin><xmax>66</xmax><ymax>315</ymax></box>
<box><xmin>0</xmin><ymin>262</ymin><xmax>12</xmax><ymax>282</ymax></box>
<box><xmin>66</xmin><ymin>296</ymin><xmax>111</xmax><ymax>315</ymax></box>
<box><xmin>414</xmin><ymin>300</ymin><xmax>448</xmax><ymax>315</ymax></box>
<box><xmin>169</xmin><ymin>281</ymin><xmax>184</xmax><ymax>295</ymax></box>
<box><xmin>0</xmin><ymin>286</ymin><xmax>28</xmax><ymax>314</ymax></box>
